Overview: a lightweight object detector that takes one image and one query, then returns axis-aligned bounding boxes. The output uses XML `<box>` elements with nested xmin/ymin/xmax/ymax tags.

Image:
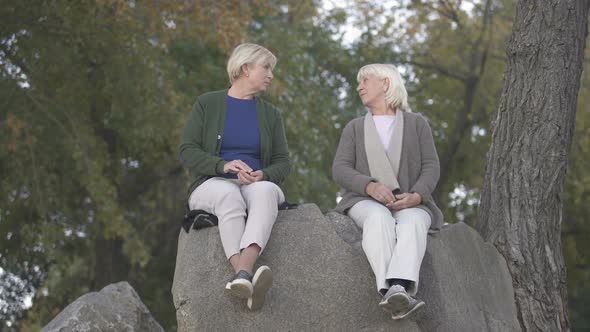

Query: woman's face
<box><xmin>245</xmin><ymin>62</ymin><xmax>274</xmax><ymax>92</ymax></box>
<box><xmin>356</xmin><ymin>74</ymin><xmax>386</xmax><ymax>107</ymax></box>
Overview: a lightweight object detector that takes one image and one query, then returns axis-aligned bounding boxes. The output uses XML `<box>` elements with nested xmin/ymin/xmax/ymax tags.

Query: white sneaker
<box><xmin>378</xmin><ymin>285</ymin><xmax>410</xmax><ymax>314</ymax></box>
<box><xmin>225</xmin><ymin>270</ymin><xmax>253</xmax><ymax>299</ymax></box>
<box><xmin>392</xmin><ymin>296</ymin><xmax>425</xmax><ymax>320</ymax></box>
<box><xmin>247</xmin><ymin>266</ymin><xmax>273</xmax><ymax>310</ymax></box>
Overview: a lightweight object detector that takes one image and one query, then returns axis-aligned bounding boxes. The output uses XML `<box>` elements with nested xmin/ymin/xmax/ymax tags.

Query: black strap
<box><xmin>182</xmin><ymin>200</ymin><xmax>298</xmax><ymax>233</ymax></box>
<box><xmin>181</xmin><ymin>209</ymin><xmax>219</xmax><ymax>233</ymax></box>
<box><xmin>279</xmin><ymin>201</ymin><xmax>299</xmax><ymax>210</ymax></box>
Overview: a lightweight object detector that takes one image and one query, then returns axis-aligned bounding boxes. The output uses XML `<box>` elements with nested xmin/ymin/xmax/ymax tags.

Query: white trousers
<box><xmin>348</xmin><ymin>200</ymin><xmax>431</xmax><ymax>295</ymax></box>
<box><xmin>188</xmin><ymin>177</ymin><xmax>285</xmax><ymax>259</ymax></box>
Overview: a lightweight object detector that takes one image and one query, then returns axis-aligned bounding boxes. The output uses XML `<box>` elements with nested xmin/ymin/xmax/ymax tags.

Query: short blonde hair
<box><xmin>227</xmin><ymin>43</ymin><xmax>277</xmax><ymax>84</ymax></box>
<box><xmin>357</xmin><ymin>64</ymin><xmax>410</xmax><ymax>112</ymax></box>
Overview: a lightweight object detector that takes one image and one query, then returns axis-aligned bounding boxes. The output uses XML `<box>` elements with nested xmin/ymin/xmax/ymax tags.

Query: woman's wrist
<box><xmin>216</xmin><ymin>160</ymin><xmax>227</xmax><ymax>174</ymax></box>
<box><xmin>365</xmin><ymin>181</ymin><xmax>376</xmax><ymax>195</ymax></box>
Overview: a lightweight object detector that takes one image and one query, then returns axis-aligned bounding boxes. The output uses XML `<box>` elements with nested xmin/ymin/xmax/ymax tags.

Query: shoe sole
<box><xmin>392</xmin><ymin>301</ymin><xmax>425</xmax><ymax>320</ymax></box>
<box><xmin>378</xmin><ymin>292</ymin><xmax>410</xmax><ymax>314</ymax></box>
<box><xmin>227</xmin><ymin>279</ymin><xmax>253</xmax><ymax>299</ymax></box>
<box><xmin>248</xmin><ymin>266</ymin><xmax>273</xmax><ymax>310</ymax></box>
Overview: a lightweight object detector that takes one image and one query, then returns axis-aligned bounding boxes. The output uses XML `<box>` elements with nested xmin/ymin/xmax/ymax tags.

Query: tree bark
<box><xmin>93</xmin><ymin>238</ymin><xmax>128</xmax><ymax>289</ymax></box>
<box><xmin>477</xmin><ymin>1</ymin><xmax>589</xmax><ymax>331</ymax></box>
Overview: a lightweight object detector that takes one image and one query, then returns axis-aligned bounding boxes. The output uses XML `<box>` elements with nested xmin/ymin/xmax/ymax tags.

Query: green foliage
<box><xmin>563</xmin><ymin>44</ymin><xmax>590</xmax><ymax>331</ymax></box>
<box><xmin>345</xmin><ymin>0</ymin><xmax>516</xmax><ymax>223</ymax></box>
<box><xmin>248</xmin><ymin>1</ymin><xmax>351</xmax><ymax>211</ymax></box>
<box><xmin>0</xmin><ymin>0</ymin><xmax>184</xmax><ymax>329</ymax></box>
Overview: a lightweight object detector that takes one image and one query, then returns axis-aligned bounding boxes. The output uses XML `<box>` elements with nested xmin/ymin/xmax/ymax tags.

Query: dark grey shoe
<box><xmin>378</xmin><ymin>285</ymin><xmax>410</xmax><ymax>314</ymax></box>
<box><xmin>247</xmin><ymin>265</ymin><xmax>273</xmax><ymax>310</ymax></box>
<box><xmin>225</xmin><ymin>270</ymin><xmax>253</xmax><ymax>299</ymax></box>
<box><xmin>391</xmin><ymin>296</ymin><xmax>425</xmax><ymax>320</ymax></box>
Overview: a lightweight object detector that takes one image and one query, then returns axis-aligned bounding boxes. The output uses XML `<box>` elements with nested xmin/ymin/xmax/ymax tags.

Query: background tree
<box><xmin>249</xmin><ymin>0</ymin><xmax>353</xmax><ymax>211</ymax></box>
<box><xmin>0</xmin><ymin>0</ymin><xmax>349</xmax><ymax>329</ymax></box>
<box><xmin>0</xmin><ymin>0</ymin><xmax>264</xmax><ymax>329</ymax></box>
<box><xmin>338</xmin><ymin>0</ymin><xmax>516</xmax><ymax>222</ymax></box>
<box><xmin>562</xmin><ymin>40</ymin><xmax>590</xmax><ymax>331</ymax></box>
<box><xmin>477</xmin><ymin>1</ymin><xmax>589</xmax><ymax>330</ymax></box>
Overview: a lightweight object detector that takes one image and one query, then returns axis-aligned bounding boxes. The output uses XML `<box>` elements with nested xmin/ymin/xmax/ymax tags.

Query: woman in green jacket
<box><xmin>179</xmin><ymin>43</ymin><xmax>290</xmax><ymax>311</ymax></box>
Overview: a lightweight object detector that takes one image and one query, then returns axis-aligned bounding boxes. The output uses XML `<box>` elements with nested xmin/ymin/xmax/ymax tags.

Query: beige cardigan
<box><xmin>332</xmin><ymin>111</ymin><xmax>444</xmax><ymax>230</ymax></box>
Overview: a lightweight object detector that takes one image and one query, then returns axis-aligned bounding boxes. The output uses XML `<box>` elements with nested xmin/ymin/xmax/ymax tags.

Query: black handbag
<box><xmin>181</xmin><ymin>201</ymin><xmax>298</xmax><ymax>233</ymax></box>
<box><xmin>181</xmin><ymin>209</ymin><xmax>219</xmax><ymax>233</ymax></box>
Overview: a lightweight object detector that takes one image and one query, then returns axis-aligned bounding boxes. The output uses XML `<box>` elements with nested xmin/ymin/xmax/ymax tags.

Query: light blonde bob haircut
<box><xmin>227</xmin><ymin>43</ymin><xmax>277</xmax><ymax>84</ymax></box>
<box><xmin>357</xmin><ymin>64</ymin><xmax>411</xmax><ymax>112</ymax></box>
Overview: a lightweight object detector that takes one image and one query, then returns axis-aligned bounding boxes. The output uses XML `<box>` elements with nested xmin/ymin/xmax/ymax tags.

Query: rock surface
<box><xmin>327</xmin><ymin>211</ymin><xmax>521</xmax><ymax>332</ymax></box>
<box><xmin>42</xmin><ymin>281</ymin><xmax>163</xmax><ymax>332</ymax></box>
<box><xmin>172</xmin><ymin>203</ymin><xmax>520</xmax><ymax>331</ymax></box>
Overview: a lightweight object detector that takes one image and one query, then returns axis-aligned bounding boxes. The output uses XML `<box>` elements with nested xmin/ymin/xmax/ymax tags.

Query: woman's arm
<box><xmin>409</xmin><ymin>116</ymin><xmax>440</xmax><ymax>202</ymax></box>
<box><xmin>261</xmin><ymin>111</ymin><xmax>291</xmax><ymax>183</ymax></box>
<box><xmin>332</xmin><ymin>121</ymin><xmax>376</xmax><ymax>195</ymax></box>
<box><xmin>179</xmin><ymin>100</ymin><xmax>226</xmax><ymax>176</ymax></box>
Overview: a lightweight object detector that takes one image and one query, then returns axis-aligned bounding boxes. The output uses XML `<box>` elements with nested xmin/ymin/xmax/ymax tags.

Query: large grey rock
<box><xmin>418</xmin><ymin>222</ymin><xmax>520</xmax><ymax>331</ymax></box>
<box><xmin>172</xmin><ymin>203</ymin><xmax>520</xmax><ymax>331</ymax></box>
<box><xmin>325</xmin><ymin>211</ymin><xmax>363</xmax><ymax>251</ymax></box>
<box><xmin>172</xmin><ymin>204</ymin><xmax>420</xmax><ymax>331</ymax></box>
<box><xmin>42</xmin><ymin>281</ymin><xmax>163</xmax><ymax>332</ymax></box>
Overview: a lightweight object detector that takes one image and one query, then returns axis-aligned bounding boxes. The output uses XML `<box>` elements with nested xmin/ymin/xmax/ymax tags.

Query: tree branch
<box><xmin>437</xmin><ymin>0</ymin><xmax>463</xmax><ymax>29</ymax></box>
<box><xmin>401</xmin><ymin>58</ymin><xmax>467</xmax><ymax>81</ymax></box>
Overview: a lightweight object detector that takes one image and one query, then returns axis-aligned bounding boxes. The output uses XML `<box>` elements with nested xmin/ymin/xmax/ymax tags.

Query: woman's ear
<box><xmin>382</xmin><ymin>77</ymin><xmax>390</xmax><ymax>92</ymax></box>
<box><xmin>241</xmin><ymin>64</ymin><xmax>250</xmax><ymax>77</ymax></box>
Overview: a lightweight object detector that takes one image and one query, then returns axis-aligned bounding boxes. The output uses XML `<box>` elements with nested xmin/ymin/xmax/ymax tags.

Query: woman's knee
<box><xmin>248</xmin><ymin>181</ymin><xmax>279</xmax><ymax>193</ymax></box>
<box><xmin>244</xmin><ymin>181</ymin><xmax>283</xmax><ymax>202</ymax></box>
<box><xmin>214</xmin><ymin>186</ymin><xmax>246</xmax><ymax>215</ymax></box>
<box><xmin>395</xmin><ymin>208</ymin><xmax>431</xmax><ymax>229</ymax></box>
<box><xmin>190</xmin><ymin>178</ymin><xmax>240</xmax><ymax>210</ymax></box>
<box><xmin>221</xmin><ymin>186</ymin><xmax>246</xmax><ymax>204</ymax></box>
<box><xmin>362</xmin><ymin>214</ymin><xmax>396</xmax><ymax>249</ymax></box>
<box><xmin>365</xmin><ymin>211</ymin><xmax>395</xmax><ymax>230</ymax></box>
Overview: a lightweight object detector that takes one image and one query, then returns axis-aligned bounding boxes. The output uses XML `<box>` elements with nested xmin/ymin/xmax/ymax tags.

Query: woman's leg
<box><xmin>188</xmin><ymin>177</ymin><xmax>247</xmax><ymax>266</ymax></box>
<box><xmin>238</xmin><ymin>181</ymin><xmax>284</xmax><ymax>310</ymax></box>
<box><xmin>348</xmin><ymin>200</ymin><xmax>397</xmax><ymax>292</ymax></box>
<box><xmin>237</xmin><ymin>181</ymin><xmax>285</xmax><ymax>273</ymax></box>
<box><xmin>387</xmin><ymin>208</ymin><xmax>431</xmax><ymax>296</ymax></box>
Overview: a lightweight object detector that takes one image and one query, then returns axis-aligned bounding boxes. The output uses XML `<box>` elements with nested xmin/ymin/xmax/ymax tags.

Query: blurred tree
<box><xmin>338</xmin><ymin>0</ymin><xmax>516</xmax><ymax>223</ymax></box>
<box><xmin>248</xmin><ymin>0</ymin><xmax>353</xmax><ymax>211</ymax></box>
<box><xmin>563</xmin><ymin>42</ymin><xmax>590</xmax><ymax>331</ymax></box>
<box><xmin>0</xmin><ymin>1</ymin><xmax>182</xmax><ymax>328</ymax></box>
<box><xmin>0</xmin><ymin>0</ymin><xmax>351</xmax><ymax>329</ymax></box>
<box><xmin>0</xmin><ymin>0</ymin><xmax>268</xmax><ymax>329</ymax></box>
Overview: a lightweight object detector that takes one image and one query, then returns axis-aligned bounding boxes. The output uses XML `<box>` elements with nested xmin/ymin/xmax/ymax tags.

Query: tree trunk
<box><xmin>434</xmin><ymin>77</ymin><xmax>479</xmax><ymax>206</ymax></box>
<box><xmin>477</xmin><ymin>1</ymin><xmax>589</xmax><ymax>331</ymax></box>
<box><xmin>93</xmin><ymin>238</ymin><xmax>128</xmax><ymax>289</ymax></box>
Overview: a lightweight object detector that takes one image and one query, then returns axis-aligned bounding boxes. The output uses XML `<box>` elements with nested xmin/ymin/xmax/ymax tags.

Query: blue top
<box><xmin>220</xmin><ymin>95</ymin><xmax>261</xmax><ymax>179</ymax></box>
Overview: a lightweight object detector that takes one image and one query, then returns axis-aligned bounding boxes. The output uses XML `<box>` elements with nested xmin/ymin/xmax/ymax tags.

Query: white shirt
<box><xmin>372</xmin><ymin>115</ymin><xmax>396</xmax><ymax>150</ymax></box>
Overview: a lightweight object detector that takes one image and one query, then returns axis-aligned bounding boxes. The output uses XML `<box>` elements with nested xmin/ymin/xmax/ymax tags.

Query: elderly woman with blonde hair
<box><xmin>332</xmin><ymin>64</ymin><xmax>443</xmax><ymax>320</ymax></box>
<box><xmin>179</xmin><ymin>43</ymin><xmax>290</xmax><ymax>310</ymax></box>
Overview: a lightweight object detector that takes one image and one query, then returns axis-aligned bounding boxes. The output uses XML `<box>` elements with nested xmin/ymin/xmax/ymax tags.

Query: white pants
<box><xmin>188</xmin><ymin>177</ymin><xmax>285</xmax><ymax>259</ymax></box>
<box><xmin>348</xmin><ymin>200</ymin><xmax>431</xmax><ymax>295</ymax></box>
